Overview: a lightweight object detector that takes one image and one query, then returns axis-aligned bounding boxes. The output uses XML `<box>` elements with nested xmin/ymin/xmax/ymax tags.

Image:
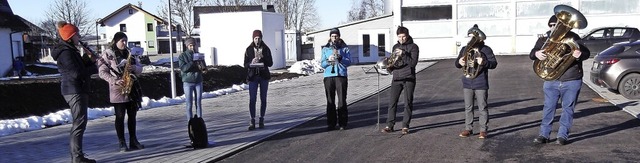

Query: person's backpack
<box><xmin>188</xmin><ymin>115</ymin><xmax>208</xmax><ymax>149</ymax></box>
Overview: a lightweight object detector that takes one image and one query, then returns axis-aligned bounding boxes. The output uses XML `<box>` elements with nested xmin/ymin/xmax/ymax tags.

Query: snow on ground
<box><xmin>0</xmin><ymin>60</ymin><xmax>313</xmax><ymax>137</ymax></box>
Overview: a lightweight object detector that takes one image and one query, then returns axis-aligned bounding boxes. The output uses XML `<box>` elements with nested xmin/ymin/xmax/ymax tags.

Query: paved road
<box><xmin>219</xmin><ymin>55</ymin><xmax>640</xmax><ymax>162</ymax></box>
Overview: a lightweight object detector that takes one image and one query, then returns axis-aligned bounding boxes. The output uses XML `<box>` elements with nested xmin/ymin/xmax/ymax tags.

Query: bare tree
<box><xmin>251</xmin><ymin>0</ymin><xmax>319</xmax><ymax>32</ymax></box>
<box><xmin>157</xmin><ymin>0</ymin><xmax>210</xmax><ymax>37</ymax></box>
<box><xmin>44</xmin><ymin>0</ymin><xmax>95</xmax><ymax>39</ymax></box>
<box><xmin>346</xmin><ymin>0</ymin><xmax>384</xmax><ymax>22</ymax></box>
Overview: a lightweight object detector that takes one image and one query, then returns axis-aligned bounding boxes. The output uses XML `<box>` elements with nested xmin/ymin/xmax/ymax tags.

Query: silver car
<box><xmin>590</xmin><ymin>40</ymin><xmax>640</xmax><ymax>99</ymax></box>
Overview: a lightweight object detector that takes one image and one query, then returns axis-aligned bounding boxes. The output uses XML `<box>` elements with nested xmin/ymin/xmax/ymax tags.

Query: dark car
<box><xmin>590</xmin><ymin>40</ymin><xmax>640</xmax><ymax>99</ymax></box>
<box><xmin>581</xmin><ymin>27</ymin><xmax>640</xmax><ymax>56</ymax></box>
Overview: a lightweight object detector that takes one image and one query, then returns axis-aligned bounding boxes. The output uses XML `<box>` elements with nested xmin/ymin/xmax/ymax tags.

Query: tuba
<box><xmin>533</xmin><ymin>4</ymin><xmax>588</xmax><ymax>80</ymax></box>
<box><xmin>461</xmin><ymin>27</ymin><xmax>486</xmax><ymax>79</ymax></box>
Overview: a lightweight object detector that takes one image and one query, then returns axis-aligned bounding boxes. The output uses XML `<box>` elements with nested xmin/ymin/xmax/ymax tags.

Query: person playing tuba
<box><xmin>531</xmin><ymin>5</ymin><xmax>590</xmax><ymax>145</ymax></box>
<box><xmin>454</xmin><ymin>24</ymin><xmax>498</xmax><ymax>139</ymax></box>
<box><xmin>98</xmin><ymin>32</ymin><xmax>145</xmax><ymax>152</ymax></box>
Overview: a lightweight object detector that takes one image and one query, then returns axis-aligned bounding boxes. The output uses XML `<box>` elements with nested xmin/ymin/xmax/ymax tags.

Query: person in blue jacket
<box><xmin>321</xmin><ymin>28</ymin><xmax>351</xmax><ymax>131</ymax></box>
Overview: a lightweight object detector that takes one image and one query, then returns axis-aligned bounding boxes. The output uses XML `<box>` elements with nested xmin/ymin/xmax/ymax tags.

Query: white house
<box><xmin>199</xmin><ymin>10</ymin><xmax>286</xmax><ymax>69</ymax></box>
<box><xmin>98</xmin><ymin>3</ymin><xmax>168</xmax><ymax>55</ymax></box>
<box><xmin>307</xmin><ymin>0</ymin><xmax>640</xmax><ymax>62</ymax></box>
<box><xmin>0</xmin><ymin>0</ymin><xmax>29</xmax><ymax>77</ymax></box>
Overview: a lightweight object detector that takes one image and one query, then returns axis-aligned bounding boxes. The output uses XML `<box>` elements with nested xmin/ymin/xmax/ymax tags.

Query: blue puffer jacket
<box><xmin>321</xmin><ymin>41</ymin><xmax>351</xmax><ymax>77</ymax></box>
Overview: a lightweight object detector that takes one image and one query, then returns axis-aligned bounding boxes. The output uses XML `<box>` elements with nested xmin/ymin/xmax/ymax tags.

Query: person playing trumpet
<box><xmin>98</xmin><ymin>32</ymin><xmax>145</xmax><ymax>152</ymax></box>
<box><xmin>243</xmin><ymin>30</ymin><xmax>273</xmax><ymax>130</ymax></box>
<box><xmin>51</xmin><ymin>21</ymin><xmax>97</xmax><ymax>163</ymax></box>
<box><xmin>321</xmin><ymin>28</ymin><xmax>351</xmax><ymax>131</ymax></box>
<box><xmin>454</xmin><ymin>24</ymin><xmax>497</xmax><ymax>139</ymax></box>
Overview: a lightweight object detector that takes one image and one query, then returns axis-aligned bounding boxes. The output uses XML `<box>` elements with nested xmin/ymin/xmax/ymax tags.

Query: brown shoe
<box><xmin>459</xmin><ymin>130</ymin><xmax>472</xmax><ymax>137</ymax></box>
<box><xmin>479</xmin><ymin>132</ymin><xmax>487</xmax><ymax>139</ymax></box>
<box><xmin>401</xmin><ymin>128</ymin><xmax>409</xmax><ymax>135</ymax></box>
<box><xmin>381</xmin><ymin>127</ymin><xmax>394</xmax><ymax>133</ymax></box>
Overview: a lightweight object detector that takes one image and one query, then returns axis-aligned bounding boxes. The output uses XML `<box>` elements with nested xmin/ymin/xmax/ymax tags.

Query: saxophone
<box><xmin>120</xmin><ymin>49</ymin><xmax>136</xmax><ymax>95</ymax></box>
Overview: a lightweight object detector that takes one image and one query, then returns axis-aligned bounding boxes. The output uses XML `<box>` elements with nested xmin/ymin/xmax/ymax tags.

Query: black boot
<box><xmin>129</xmin><ymin>137</ymin><xmax>145</xmax><ymax>150</ymax></box>
<box><xmin>119</xmin><ymin>140</ymin><xmax>129</xmax><ymax>152</ymax></box>
<box><xmin>258</xmin><ymin>117</ymin><xmax>264</xmax><ymax>129</ymax></box>
<box><xmin>248</xmin><ymin>118</ymin><xmax>256</xmax><ymax>131</ymax></box>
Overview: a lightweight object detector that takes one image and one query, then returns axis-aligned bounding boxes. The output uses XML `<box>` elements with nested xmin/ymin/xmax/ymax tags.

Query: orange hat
<box><xmin>56</xmin><ymin>21</ymin><xmax>79</xmax><ymax>41</ymax></box>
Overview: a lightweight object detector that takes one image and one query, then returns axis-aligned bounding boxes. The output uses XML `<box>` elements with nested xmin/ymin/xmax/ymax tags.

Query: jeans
<box><xmin>63</xmin><ymin>94</ymin><xmax>88</xmax><ymax>159</ymax></box>
<box><xmin>386</xmin><ymin>79</ymin><xmax>416</xmax><ymax>129</ymax></box>
<box><xmin>539</xmin><ymin>79</ymin><xmax>582</xmax><ymax>139</ymax></box>
<box><xmin>183</xmin><ymin>82</ymin><xmax>203</xmax><ymax>120</ymax></box>
<box><xmin>249</xmin><ymin>77</ymin><xmax>269</xmax><ymax>121</ymax></box>
<box><xmin>323</xmin><ymin>76</ymin><xmax>348</xmax><ymax>128</ymax></box>
<box><xmin>463</xmin><ymin>88</ymin><xmax>488</xmax><ymax>132</ymax></box>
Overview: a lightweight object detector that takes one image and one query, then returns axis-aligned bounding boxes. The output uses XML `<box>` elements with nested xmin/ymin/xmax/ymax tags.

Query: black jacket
<box><xmin>244</xmin><ymin>41</ymin><xmax>273</xmax><ymax>81</ymax></box>
<box><xmin>52</xmin><ymin>41</ymin><xmax>96</xmax><ymax>95</ymax></box>
<box><xmin>391</xmin><ymin>36</ymin><xmax>420</xmax><ymax>81</ymax></box>
<box><xmin>529</xmin><ymin>31</ymin><xmax>590</xmax><ymax>81</ymax></box>
<box><xmin>455</xmin><ymin>43</ymin><xmax>498</xmax><ymax>90</ymax></box>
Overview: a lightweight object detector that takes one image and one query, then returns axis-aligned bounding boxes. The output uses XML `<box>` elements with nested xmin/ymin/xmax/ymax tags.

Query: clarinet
<box><xmin>330</xmin><ymin>44</ymin><xmax>339</xmax><ymax>74</ymax></box>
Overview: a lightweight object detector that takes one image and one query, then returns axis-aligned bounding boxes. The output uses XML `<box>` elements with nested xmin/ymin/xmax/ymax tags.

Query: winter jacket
<box><xmin>321</xmin><ymin>40</ymin><xmax>351</xmax><ymax>77</ymax></box>
<box><xmin>529</xmin><ymin>31</ymin><xmax>590</xmax><ymax>81</ymax></box>
<box><xmin>51</xmin><ymin>41</ymin><xmax>96</xmax><ymax>95</ymax></box>
<box><xmin>98</xmin><ymin>48</ymin><xmax>143</xmax><ymax>103</ymax></box>
<box><xmin>454</xmin><ymin>43</ymin><xmax>498</xmax><ymax>90</ymax></box>
<box><xmin>179</xmin><ymin>49</ymin><xmax>203</xmax><ymax>83</ymax></box>
<box><xmin>244</xmin><ymin>41</ymin><xmax>274</xmax><ymax>81</ymax></box>
<box><xmin>390</xmin><ymin>36</ymin><xmax>419</xmax><ymax>81</ymax></box>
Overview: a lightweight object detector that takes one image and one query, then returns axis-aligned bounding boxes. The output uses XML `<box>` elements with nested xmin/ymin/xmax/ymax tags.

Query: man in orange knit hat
<box><xmin>51</xmin><ymin>21</ymin><xmax>97</xmax><ymax>163</ymax></box>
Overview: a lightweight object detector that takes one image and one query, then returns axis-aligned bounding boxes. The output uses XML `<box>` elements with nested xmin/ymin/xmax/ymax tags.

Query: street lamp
<box><xmin>96</xmin><ymin>19</ymin><xmax>101</xmax><ymax>53</ymax></box>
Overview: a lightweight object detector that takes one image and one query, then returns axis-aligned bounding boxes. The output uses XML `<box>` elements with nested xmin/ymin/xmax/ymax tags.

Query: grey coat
<box><xmin>98</xmin><ymin>48</ymin><xmax>143</xmax><ymax>103</ymax></box>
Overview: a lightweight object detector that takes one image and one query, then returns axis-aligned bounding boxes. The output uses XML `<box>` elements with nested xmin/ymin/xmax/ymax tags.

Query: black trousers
<box><xmin>324</xmin><ymin>76</ymin><xmax>348</xmax><ymax>128</ymax></box>
<box><xmin>63</xmin><ymin>94</ymin><xmax>88</xmax><ymax>160</ymax></box>
<box><xmin>113</xmin><ymin>102</ymin><xmax>139</xmax><ymax>142</ymax></box>
<box><xmin>386</xmin><ymin>79</ymin><xmax>416</xmax><ymax>129</ymax></box>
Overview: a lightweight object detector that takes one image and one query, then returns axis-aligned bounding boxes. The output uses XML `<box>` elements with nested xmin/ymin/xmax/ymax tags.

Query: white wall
<box><xmin>199</xmin><ymin>11</ymin><xmax>286</xmax><ymax>69</ymax></box>
<box><xmin>0</xmin><ymin>29</ymin><xmax>12</xmax><ymax>76</ymax></box>
<box><xmin>102</xmin><ymin>8</ymin><xmax>148</xmax><ymax>50</ymax></box>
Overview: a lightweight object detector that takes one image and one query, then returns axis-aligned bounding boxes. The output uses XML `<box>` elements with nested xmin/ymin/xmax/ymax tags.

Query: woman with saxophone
<box><xmin>531</xmin><ymin>13</ymin><xmax>590</xmax><ymax>145</ymax></box>
<box><xmin>381</xmin><ymin>26</ymin><xmax>419</xmax><ymax>135</ymax></box>
<box><xmin>321</xmin><ymin>28</ymin><xmax>351</xmax><ymax>131</ymax></box>
<box><xmin>454</xmin><ymin>24</ymin><xmax>497</xmax><ymax>139</ymax></box>
<box><xmin>98</xmin><ymin>32</ymin><xmax>145</xmax><ymax>152</ymax></box>
<box><xmin>243</xmin><ymin>30</ymin><xmax>273</xmax><ymax>130</ymax></box>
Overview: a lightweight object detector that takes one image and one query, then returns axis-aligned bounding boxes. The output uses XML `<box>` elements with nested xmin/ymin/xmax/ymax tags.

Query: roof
<box><xmin>98</xmin><ymin>3</ymin><xmax>167</xmax><ymax>26</ymax></box>
<box><xmin>0</xmin><ymin>0</ymin><xmax>29</xmax><ymax>31</ymax></box>
<box><xmin>306</xmin><ymin>14</ymin><xmax>394</xmax><ymax>35</ymax></box>
<box><xmin>193</xmin><ymin>5</ymin><xmax>275</xmax><ymax>28</ymax></box>
<box><xmin>16</xmin><ymin>15</ymin><xmax>45</xmax><ymax>34</ymax></box>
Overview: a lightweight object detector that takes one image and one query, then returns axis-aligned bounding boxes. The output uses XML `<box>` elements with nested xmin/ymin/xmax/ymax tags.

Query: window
<box><xmin>148</xmin><ymin>41</ymin><xmax>155</xmax><ymax>48</ymax></box>
<box><xmin>147</xmin><ymin>23</ymin><xmax>153</xmax><ymax>32</ymax></box>
<box><xmin>120</xmin><ymin>24</ymin><xmax>127</xmax><ymax>32</ymax></box>
<box><xmin>129</xmin><ymin>9</ymin><xmax>134</xmax><ymax>14</ymax></box>
<box><xmin>363</xmin><ymin>34</ymin><xmax>370</xmax><ymax>57</ymax></box>
<box><xmin>612</xmin><ymin>28</ymin><xmax>627</xmax><ymax>37</ymax></box>
<box><xmin>378</xmin><ymin>34</ymin><xmax>385</xmax><ymax>57</ymax></box>
<box><xmin>402</xmin><ymin>5</ymin><xmax>452</xmax><ymax>21</ymax></box>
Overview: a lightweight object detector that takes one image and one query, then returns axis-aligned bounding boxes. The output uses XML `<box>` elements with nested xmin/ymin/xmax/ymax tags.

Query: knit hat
<box><xmin>184</xmin><ymin>37</ymin><xmax>196</xmax><ymax>46</ymax></box>
<box><xmin>252</xmin><ymin>30</ymin><xmax>262</xmax><ymax>38</ymax></box>
<box><xmin>329</xmin><ymin>28</ymin><xmax>340</xmax><ymax>37</ymax></box>
<box><xmin>396</xmin><ymin>26</ymin><xmax>409</xmax><ymax>36</ymax></box>
<box><xmin>548</xmin><ymin>15</ymin><xmax>558</xmax><ymax>27</ymax></box>
<box><xmin>56</xmin><ymin>21</ymin><xmax>79</xmax><ymax>41</ymax></box>
<box><xmin>468</xmin><ymin>24</ymin><xmax>480</xmax><ymax>34</ymax></box>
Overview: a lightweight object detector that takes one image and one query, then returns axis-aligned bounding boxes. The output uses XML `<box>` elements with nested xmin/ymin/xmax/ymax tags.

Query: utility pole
<box><xmin>168</xmin><ymin>0</ymin><xmax>176</xmax><ymax>98</ymax></box>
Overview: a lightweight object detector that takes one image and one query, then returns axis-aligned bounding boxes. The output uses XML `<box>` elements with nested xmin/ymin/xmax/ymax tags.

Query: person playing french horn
<box><xmin>454</xmin><ymin>24</ymin><xmax>497</xmax><ymax>139</ymax></box>
<box><xmin>321</xmin><ymin>28</ymin><xmax>351</xmax><ymax>131</ymax></box>
<box><xmin>381</xmin><ymin>26</ymin><xmax>419</xmax><ymax>135</ymax></box>
<box><xmin>98</xmin><ymin>32</ymin><xmax>145</xmax><ymax>152</ymax></box>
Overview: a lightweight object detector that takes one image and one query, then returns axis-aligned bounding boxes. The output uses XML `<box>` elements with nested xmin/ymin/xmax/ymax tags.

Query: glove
<box><xmin>535</xmin><ymin>50</ymin><xmax>547</xmax><ymax>60</ymax></box>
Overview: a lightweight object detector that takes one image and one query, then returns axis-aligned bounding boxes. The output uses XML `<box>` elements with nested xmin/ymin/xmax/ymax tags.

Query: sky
<box><xmin>0</xmin><ymin>59</ymin><xmax>323</xmax><ymax>137</ymax></box>
<box><xmin>7</xmin><ymin>0</ymin><xmax>351</xmax><ymax>31</ymax></box>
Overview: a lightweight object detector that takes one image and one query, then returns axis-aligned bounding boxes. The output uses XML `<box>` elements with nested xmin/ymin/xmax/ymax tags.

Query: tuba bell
<box><xmin>533</xmin><ymin>4</ymin><xmax>588</xmax><ymax>80</ymax></box>
<box><xmin>461</xmin><ymin>27</ymin><xmax>487</xmax><ymax>79</ymax></box>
